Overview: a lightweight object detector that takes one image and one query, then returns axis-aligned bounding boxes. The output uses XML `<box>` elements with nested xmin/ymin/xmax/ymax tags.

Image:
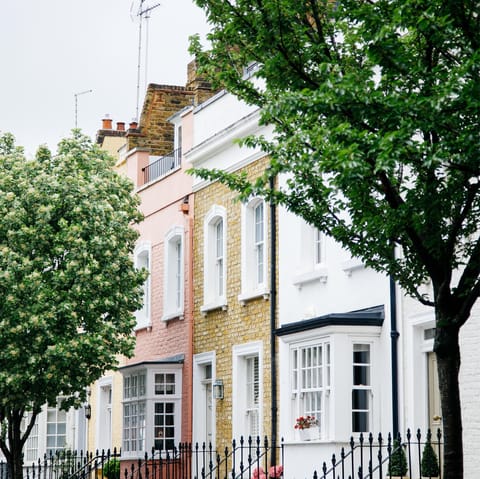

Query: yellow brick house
<box><xmin>186</xmin><ymin>89</ymin><xmax>277</xmax><ymax>452</ymax></box>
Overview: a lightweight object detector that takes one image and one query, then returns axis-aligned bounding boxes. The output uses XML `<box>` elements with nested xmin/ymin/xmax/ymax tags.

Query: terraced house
<box><xmin>186</xmin><ymin>82</ymin><xmax>276</xmax><ymax>452</ymax></box>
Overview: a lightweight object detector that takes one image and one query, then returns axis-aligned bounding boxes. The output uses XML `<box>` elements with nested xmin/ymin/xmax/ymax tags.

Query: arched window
<box><xmin>134</xmin><ymin>242</ymin><xmax>151</xmax><ymax>329</ymax></box>
<box><xmin>239</xmin><ymin>198</ymin><xmax>268</xmax><ymax>304</ymax></box>
<box><xmin>163</xmin><ymin>226</ymin><xmax>184</xmax><ymax>321</ymax></box>
<box><xmin>201</xmin><ymin>205</ymin><xmax>227</xmax><ymax>313</ymax></box>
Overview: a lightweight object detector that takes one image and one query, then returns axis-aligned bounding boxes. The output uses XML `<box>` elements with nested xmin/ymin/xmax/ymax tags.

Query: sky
<box><xmin>0</xmin><ymin>0</ymin><xmax>210</xmax><ymax>158</ymax></box>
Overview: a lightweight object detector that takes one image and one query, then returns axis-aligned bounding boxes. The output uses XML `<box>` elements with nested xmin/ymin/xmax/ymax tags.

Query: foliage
<box><xmin>421</xmin><ymin>437</ymin><xmax>440</xmax><ymax>477</ymax></box>
<box><xmin>102</xmin><ymin>459</ymin><xmax>121</xmax><ymax>479</ymax></box>
<box><xmin>389</xmin><ymin>439</ymin><xmax>408</xmax><ymax>477</ymax></box>
<box><xmin>0</xmin><ymin>131</ymin><xmax>145</xmax><ymax>479</ymax></box>
<box><xmin>190</xmin><ymin>2</ymin><xmax>479</xmax><ymax>477</ymax></box>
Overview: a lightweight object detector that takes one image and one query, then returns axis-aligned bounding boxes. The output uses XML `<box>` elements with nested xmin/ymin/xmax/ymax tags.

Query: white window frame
<box><xmin>134</xmin><ymin>242</ymin><xmax>151</xmax><ymax>329</ymax></box>
<box><xmin>163</xmin><ymin>226</ymin><xmax>185</xmax><ymax>321</ymax></box>
<box><xmin>352</xmin><ymin>343</ymin><xmax>372</xmax><ymax>433</ymax></box>
<box><xmin>290</xmin><ymin>340</ymin><xmax>330</xmax><ymax>441</ymax></box>
<box><xmin>239</xmin><ymin>198</ymin><xmax>269</xmax><ymax>304</ymax></box>
<box><xmin>292</xmin><ymin>222</ymin><xmax>328</xmax><ymax>288</ymax></box>
<box><xmin>232</xmin><ymin>342</ymin><xmax>263</xmax><ymax>439</ymax></box>
<box><xmin>122</xmin><ymin>366</ymin><xmax>182</xmax><ymax>457</ymax></box>
<box><xmin>201</xmin><ymin>205</ymin><xmax>227</xmax><ymax>314</ymax></box>
<box><xmin>46</xmin><ymin>400</ymin><xmax>67</xmax><ymax>455</ymax></box>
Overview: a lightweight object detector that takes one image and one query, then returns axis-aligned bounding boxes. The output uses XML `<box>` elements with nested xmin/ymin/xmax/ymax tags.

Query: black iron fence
<box><xmin>0</xmin><ymin>430</ymin><xmax>441</xmax><ymax>479</ymax></box>
<box><xmin>142</xmin><ymin>148</ymin><xmax>182</xmax><ymax>185</ymax></box>
<box><xmin>312</xmin><ymin>428</ymin><xmax>443</xmax><ymax>479</ymax></box>
<box><xmin>0</xmin><ymin>437</ymin><xmax>282</xmax><ymax>479</ymax></box>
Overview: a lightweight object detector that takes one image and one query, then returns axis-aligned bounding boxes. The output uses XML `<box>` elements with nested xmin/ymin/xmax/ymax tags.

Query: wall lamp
<box><xmin>213</xmin><ymin>379</ymin><xmax>224</xmax><ymax>400</ymax></box>
<box><xmin>84</xmin><ymin>403</ymin><xmax>92</xmax><ymax>420</ymax></box>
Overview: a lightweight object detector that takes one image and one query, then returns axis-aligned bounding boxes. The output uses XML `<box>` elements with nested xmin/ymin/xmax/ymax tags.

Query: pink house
<box><xmin>96</xmin><ymin>62</ymin><xmax>212</xmax><ymax>462</ymax></box>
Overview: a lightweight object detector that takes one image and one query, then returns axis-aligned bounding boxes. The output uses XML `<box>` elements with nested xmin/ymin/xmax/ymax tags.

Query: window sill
<box><xmin>134</xmin><ymin>320</ymin><xmax>152</xmax><ymax>331</ymax></box>
<box><xmin>162</xmin><ymin>310</ymin><xmax>184</xmax><ymax>322</ymax></box>
<box><xmin>292</xmin><ymin>267</ymin><xmax>328</xmax><ymax>289</ymax></box>
<box><xmin>238</xmin><ymin>287</ymin><xmax>270</xmax><ymax>306</ymax></box>
<box><xmin>341</xmin><ymin>258</ymin><xmax>365</xmax><ymax>276</ymax></box>
<box><xmin>200</xmin><ymin>299</ymin><xmax>228</xmax><ymax>316</ymax></box>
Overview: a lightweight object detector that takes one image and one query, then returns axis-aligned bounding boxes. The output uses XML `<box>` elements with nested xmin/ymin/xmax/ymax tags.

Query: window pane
<box><xmin>353</xmin><ymin>411</ymin><xmax>369</xmax><ymax>433</ymax></box>
<box><xmin>352</xmin><ymin>390</ymin><xmax>369</xmax><ymax>410</ymax></box>
<box><xmin>353</xmin><ymin>365</ymin><xmax>370</xmax><ymax>386</ymax></box>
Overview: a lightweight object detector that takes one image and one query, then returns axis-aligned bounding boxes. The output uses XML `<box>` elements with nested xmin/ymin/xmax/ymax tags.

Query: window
<box><xmin>246</xmin><ymin>356</ymin><xmax>260</xmax><ymax>436</ymax></box>
<box><xmin>123</xmin><ymin>372</ymin><xmax>146</xmax><ymax>453</ymax></box>
<box><xmin>46</xmin><ymin>403</ymin><xmax>67</xmax><ymax>455</ymax></box>
<box><xmin>239</xmin><ymin>198</ymin><xmax>268</xmax><ymax>303</ymax></box>
<box><xmin>291</xmin><ymin>342</ymin><xmax>330</xmax><ymax>438</ymax></box>
<box><xmin>163</xmin><ymin>227</ymin><xmax>184</xmax><ymax>321</ymax></box>
<box><xmin>292</xmin><ymin>222</ymin><xmax>327</xmax><ymax>288</ymax></box>
<box><xmin>352</xmin><ymin>344</ymin><xmax>371</xmax><ymax>432</ymax></box>
<box><xmin>215</xmin><ymin>220</ymin><xmax>224</xmax><ymax>297</ymax></box>
<box><xmin>202</xmin><ymin>206</ymin><xmax>227</xmax><ymax>313</ymax></box>
<box><xmin>134</xmin><ymin>243</ymin><xmax>151</xmax><ymax>329</ymax></box>
<box><xmin>313</xmin><ymin>228</ymin><xmax>324</xmax><ymax>267</ymax></box>
<box><xmin>232</xmin><ymin>343</ymin><xmax>262</xmax><ymax>439</ymax></box>
<box><xmin>154</xmin><ymin>373</ymin><xmax>176</xmax><ymax>450</ymax></box>
<box><xmin>23</xmin><ymin>413</ymin><xmax>39</xmax><ymax>462</ymax></box>
<box><xmin>122</xmin><ymin>367</ymin><xmax>182</xmax><ymax>456</ymax></box>
<box><xmin>254</xmin><ymin>203</ymin><xmax>265</xmax><ymax>285</ymax></box>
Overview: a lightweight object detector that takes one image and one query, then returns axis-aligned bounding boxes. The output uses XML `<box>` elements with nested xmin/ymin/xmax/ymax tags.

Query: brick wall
<box><xmin>193</xmin><ymin>156</ymin><xmax>276</xmax><ymax>449</ymax></box>
<box><xmin>126</xmin><ymin>84</ymin><xmax>194</xmax><ymax>156</ymax></box>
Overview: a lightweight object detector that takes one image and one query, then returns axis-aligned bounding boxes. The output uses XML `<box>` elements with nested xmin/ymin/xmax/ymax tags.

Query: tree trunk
<box><xmin>435</xmin><ymin>324</ymin><xmax>463</xmax><ymax>479</ymax></box>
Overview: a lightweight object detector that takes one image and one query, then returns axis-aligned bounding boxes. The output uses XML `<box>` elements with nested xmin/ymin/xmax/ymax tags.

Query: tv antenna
<box><xmin>131</xmin><ymin>0</ymin><xmax>161</xmax><ymax>121</ymax></box>
<box><xmin>74</xmin><ymin>89</ymin><xmax>93</xmax><ymax>128</ymax></box>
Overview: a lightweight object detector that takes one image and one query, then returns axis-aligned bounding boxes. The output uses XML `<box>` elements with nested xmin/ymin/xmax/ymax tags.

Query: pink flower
<box><xmin>251</xmin><ymin>467</ymin><xmax>266</xmax><ymax>479</ymax></box>
<box><xmin>269</xmin><ymin>465</ymin><xmax>284</xmax><ymax>478</ymax></box>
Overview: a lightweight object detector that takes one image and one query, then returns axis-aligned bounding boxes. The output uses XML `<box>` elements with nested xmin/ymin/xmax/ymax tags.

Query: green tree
<box><xmin>0</xmin><ymin>132</ymin><xmax>145</xmax><ymax>479</ymax></box>
<box><xmin>190</xmin><ymin>1</ymin><xmax>479</xmax><ymax>478</ymax></box>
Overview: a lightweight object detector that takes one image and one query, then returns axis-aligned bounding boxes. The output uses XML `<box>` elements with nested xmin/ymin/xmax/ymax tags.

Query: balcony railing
<box><xmin>142</xmin><ymin>148</ymin><xmax>181</xmax><ymax>185</ymax></box>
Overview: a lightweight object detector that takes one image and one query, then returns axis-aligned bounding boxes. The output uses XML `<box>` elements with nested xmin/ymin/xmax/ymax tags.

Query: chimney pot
<box><xmin>102</xmin><ymin>117</ymin><xmax>113</xmax><ymax>130</ymax></box>
<box><xmin>116</xmin><ymin>122</ymin><xmax>125</xmax><ymax>131</ymax></box>
<box><xmin>129</xmin><ymin>121</ymin><xmax>138</xmax><ymax>130</ymax></box>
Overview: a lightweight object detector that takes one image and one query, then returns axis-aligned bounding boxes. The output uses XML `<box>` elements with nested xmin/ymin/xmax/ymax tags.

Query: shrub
<box><xmin>388</xmin><ymin>439</ymin><xmax>408</xmax><ymax>477</ymax></box>
<box><xmin>421</xmin><ymin>439</ymin><xmax>439</xmax><ymax>477</ymax></box>
<box><xmin>103</xmin><ymin>459</ymin><xmax>120</xmax><ymax>479</ymax></box>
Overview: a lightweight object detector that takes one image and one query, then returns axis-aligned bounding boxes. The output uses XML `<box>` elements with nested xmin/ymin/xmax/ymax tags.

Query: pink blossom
<box><xmin>251</xmin><ymin>467</ymin><xmax>266</xmax><ymax>479</ymax></box>
<box><xmin>269</xmin><ymin>465</ymin><xmax>284</xmax><ymax>478</ymax></box>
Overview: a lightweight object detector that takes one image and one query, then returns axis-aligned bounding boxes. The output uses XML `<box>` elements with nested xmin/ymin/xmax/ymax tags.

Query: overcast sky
<box><xmin>0</xmin><ymin>0</ymin><xmax>209</xmax><ymax>157</ymax></box>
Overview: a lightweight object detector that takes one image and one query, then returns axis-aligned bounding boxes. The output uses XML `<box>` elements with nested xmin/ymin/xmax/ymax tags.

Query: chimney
<box><xmin>102</xmin><ymin>115</ymin><xmax>113</xmax><ymax>130</ymax></box>
<box><xmin>116</xmin><ymin>122</ymin><xmax>125</xmax><ymax>131</ymax></box>
<box><xmin>186</xmin><ymin>59</ymin><xmax>214</xmax><ymax>105</ymax></box>
<box><xmin>129</xmin><ymin>120</ymin><xmax>139</xmax><ymax>130</ymax></box>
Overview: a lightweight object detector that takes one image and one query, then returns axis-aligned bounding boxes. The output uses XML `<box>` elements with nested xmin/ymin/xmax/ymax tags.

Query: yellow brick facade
<box><xmin>193</xmin><ymin>155</ymin><xmax>277</xmax><ymax>450</ymax></box>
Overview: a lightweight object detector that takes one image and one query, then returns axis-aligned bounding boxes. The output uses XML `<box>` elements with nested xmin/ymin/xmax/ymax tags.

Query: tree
<box><xmin>0</xmin><ymin>132</ymin><xmax>145</xmax><ymax>479</ymax></box>
<box><xmin>190</xmin><ymin>1</ymin><xmax>480</xmax><ymax>478</ymax></box>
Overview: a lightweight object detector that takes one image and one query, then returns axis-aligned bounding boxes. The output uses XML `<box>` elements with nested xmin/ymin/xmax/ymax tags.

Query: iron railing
<box><xmin>142</xmin><ymin>148</ymin><xmax>181</xmax><ymax>185</ymax></box>
<box><xmin>0</xmin><ymin>437</ymin><xmax>282</xmax><ymax>479</ymax></box>
<box><xmin>312</xmin><ymin>428</ymin><xmax>443</xmax><ymax>479</ymax></box>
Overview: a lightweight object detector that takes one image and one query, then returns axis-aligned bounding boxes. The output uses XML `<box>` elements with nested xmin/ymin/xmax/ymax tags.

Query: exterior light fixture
<box><xmin>84</xmin><ymin>403</ymin><xmax>92</xmax><ymax>420</ymax></box>
<box><xmin>213</xmin><ymin>379</ymin><xmax>224</xmax><ymax>400</ymax></box>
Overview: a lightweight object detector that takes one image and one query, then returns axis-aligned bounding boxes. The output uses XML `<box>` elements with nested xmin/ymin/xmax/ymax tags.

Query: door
<box><xmin>427</xmin><ymin>352</ymin><xmax>442</xmax><ymax>432</ymax></box>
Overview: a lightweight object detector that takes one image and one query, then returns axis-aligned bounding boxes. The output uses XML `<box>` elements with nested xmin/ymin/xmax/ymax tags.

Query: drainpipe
<box><xmin>390</xmin><ymin>271</ymin><xmax>400</xmax><ymax>438</ymax></box>
<box><xmin>269</xmin><ymin>174</ymin><xmax>278</xmax><ymax>465</ymax></box>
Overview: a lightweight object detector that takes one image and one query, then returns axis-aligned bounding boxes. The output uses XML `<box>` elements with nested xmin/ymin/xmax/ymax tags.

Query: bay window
<box><xmin>122</xmin><ymin>364</ymin><xmax>182</xmax><ymax>456</ymax></box>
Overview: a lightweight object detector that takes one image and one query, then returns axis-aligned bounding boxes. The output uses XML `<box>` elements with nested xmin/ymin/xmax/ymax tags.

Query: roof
<box><xmin>275</xmin><ymin>305</ymin><xmax>385</xmax><ymax>336</ymax></box>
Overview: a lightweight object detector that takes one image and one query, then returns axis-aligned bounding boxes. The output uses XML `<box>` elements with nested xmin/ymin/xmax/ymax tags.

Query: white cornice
<box><xmin>185</xmin><ymin>108</ymin><xmax>263</xmax><ymax>168</ymax></box>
